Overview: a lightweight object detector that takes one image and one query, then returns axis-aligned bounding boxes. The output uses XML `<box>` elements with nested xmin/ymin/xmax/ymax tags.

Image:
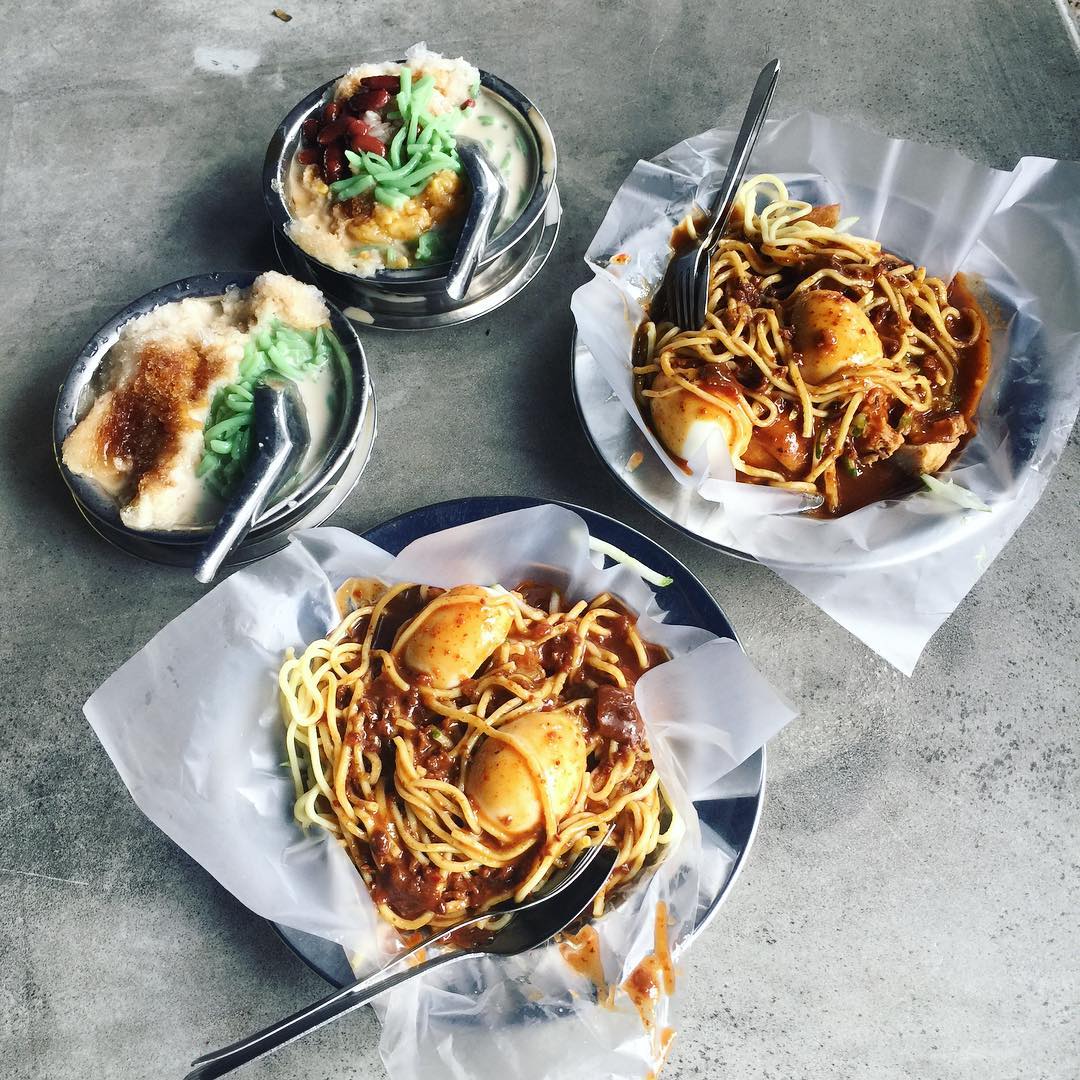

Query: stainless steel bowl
<box><xmin>263</xmin><ymin>71</ymin><xmax>558</xmax><ymax>329</ymax></box>
<box><xmin>53</xmin><ymin>271</ymin><xmax>373</xmax><ymax>553</ymax></box>
<box><xmin>62</xmin><ymin>390</ymin><xmax>377</xmax><ymax>570</ymax></box>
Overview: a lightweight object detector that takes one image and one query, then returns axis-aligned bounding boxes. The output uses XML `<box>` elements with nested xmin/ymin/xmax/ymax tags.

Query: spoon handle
<box><xmin>193</xmin><ymin>440</ymin><xmax>290</xmax><ymax>585</ymax></box>
<box><xmin>699</xmin><ymin>58</ymin><xmax>780</xmax><ymax>253</ymax></box>
<box><xmin>445</xmin><ymin>142</ymin><xmax>505</xmax><ymax>302</ymax></box>
<box><xmin>185</xmin><ymin>947</ymin><xmax>468</xmax><ymax>1080</ymax></box>
<box><xmin>445</xmin><ymin>195</ymin><xmax>500</xmax><ymax>300</ymax></box>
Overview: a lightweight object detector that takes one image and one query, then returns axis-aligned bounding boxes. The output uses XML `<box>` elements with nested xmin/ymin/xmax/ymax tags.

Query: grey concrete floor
<box><xmin>2</xmin><ymin>2</ymin><xmax>1079</xmax><ymax>1078</ymax></box>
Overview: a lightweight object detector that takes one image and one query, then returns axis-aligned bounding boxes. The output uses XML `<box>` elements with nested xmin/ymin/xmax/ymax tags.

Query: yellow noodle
<box><xmin>638</xmin><ymin>174</ymin><xmax>986</xmax><ymax>512</ymax></box>
<box><xmin>281</xmin><ymin>578</ymin><xmax>673</xmax><ymax>935</ymax></box>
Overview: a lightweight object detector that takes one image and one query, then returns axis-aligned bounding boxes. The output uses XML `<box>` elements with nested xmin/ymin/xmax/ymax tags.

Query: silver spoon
<box><xmin>193</xmin><ymin>378</ymin><xmax>310</xmax><ymax>584</ymax></box>
<box><xmin>185</xmin><ymin>837</ymin><xmax>617</xmax><ymax>1079</ymax></box>
<box><xmin>444</xmin><ymin>137</ymin><xmax>507</xmax><ymax>301</ymax></box>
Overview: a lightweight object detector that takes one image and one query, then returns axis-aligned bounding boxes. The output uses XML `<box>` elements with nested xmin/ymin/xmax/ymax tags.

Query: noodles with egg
<box><xmin>636</xmin><ymin>174</ymin><xmax>990</xmax><ymax>515</ymax></box>
<box><xmin>280</xmin><ymin>578</ymin><xmax>676</xmax><ymax>934</ymax></box>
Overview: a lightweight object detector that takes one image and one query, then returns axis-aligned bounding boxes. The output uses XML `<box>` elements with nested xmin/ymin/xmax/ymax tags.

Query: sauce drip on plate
<box><xmin>622</xmin><ymin>902</ymin><xmax>677</xmax><ymax>1072</ymax></box>
<box><xmin>559</xmin><ymin>924</ymin><xmax>613</xmax><ymax>1006</ymax></box>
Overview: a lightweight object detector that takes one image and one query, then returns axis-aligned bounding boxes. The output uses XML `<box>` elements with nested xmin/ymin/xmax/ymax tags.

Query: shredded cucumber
<box><xmin>588</xmin><ymin>538</ymin><xmax>673</xmax><ymax>587</ymax></box>
<box><xmin>921</xmin><ymin>474</ymin><xmax>991</xmax><ymax>511</ymax></box>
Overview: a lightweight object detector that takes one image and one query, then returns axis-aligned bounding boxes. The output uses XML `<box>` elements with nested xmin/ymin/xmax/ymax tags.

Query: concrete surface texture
<box><xmin>2</xmin><ymin>1</ymin><xmax>1078</xmax><ymax>1078</ymax></box>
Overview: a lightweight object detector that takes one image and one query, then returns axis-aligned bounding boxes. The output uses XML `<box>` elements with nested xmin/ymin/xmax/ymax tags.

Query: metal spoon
<box><xmin>185</xmin><ymin>838</ymin><xmax>617</xmax><ymax>1079</ymax></box>
<box><xmin>444</xmin><ymin>137</ymin><xmax>507</xmax><ymax>302</ymax></box>
<box><xmin>193</xmin><ymin>378</ymin><xmax>310</xmax><ymax>584</ymax></box>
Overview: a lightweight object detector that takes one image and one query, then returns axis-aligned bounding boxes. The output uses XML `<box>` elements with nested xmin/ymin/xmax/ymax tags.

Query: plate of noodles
<box><xmin>570</xmin><ymin>113</ymin><xmax>1057</xmax><ymax>575</ymax></box>
<box><xmin>271</xmin><ymin>495</ymin><xmax>766</xmax><ymax>988</ymax></box>
<box><xmin>632</xmin><ymin>175</ymin><xmax>990</xmax><ymax>518</ymax></box>
<box><xmin>83</xmin><ymin>496</ymin><xmax>793</xmax><ymax>1077</ymax></box>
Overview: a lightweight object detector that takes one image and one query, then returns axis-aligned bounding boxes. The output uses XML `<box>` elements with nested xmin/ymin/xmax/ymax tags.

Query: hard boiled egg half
<box><xmin>649</xmin><ymin>371</ymin><xmax>750</xmax><ymax>464</ymax></box>
<box><xmin>403</xmin><ymin>586</ymin><xmax>514</xmax><ymax>690</ymax></box>
<box><xmin>791</xmin><ymin>289</ymin><xmax>884</xmax><ymax>385</ymax></box>
<box><xmin>466</xmin><ymin>709</ymin><xmax>587</xmax><ymax>837</ymax></box>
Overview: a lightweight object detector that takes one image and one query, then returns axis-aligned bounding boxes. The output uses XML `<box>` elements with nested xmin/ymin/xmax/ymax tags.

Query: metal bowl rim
<box><xmin>262</xmin><ymin>68</ymin><xmax>558</xmax><ymax>287</ymax></box>
<box><xmin>52</xmin><ymin>270</ymin><xmax>372</xmax><ymax>546</ymax></box>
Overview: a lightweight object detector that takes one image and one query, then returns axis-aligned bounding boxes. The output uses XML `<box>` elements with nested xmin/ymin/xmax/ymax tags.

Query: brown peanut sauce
<box><xmin>558</xmin><ymin>924</ymin><xmax>614</xmax><ymax>1006</ymax></box>
<box><xmin>364</xmin><ymin>823</ymin><xmax>545</xmax><ymax>931</ymax></box>
<box><xmin>97</xmin><ymin>339</ymin><xmax>225</xmax><ymax>497</ymax></box>
<box><xmin>621</xmin><ymin>900</ymin><xmax>677</xmax><ymax>1072</ymax></box>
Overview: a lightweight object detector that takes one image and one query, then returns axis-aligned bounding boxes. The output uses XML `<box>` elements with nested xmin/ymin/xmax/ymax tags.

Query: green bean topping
<box><xmin>197</xmin><ymin>321</ymin><xmax>342</xmax><ymax>496</ymax></box>
<box><xmin>331</xmin><ymin>63</ymin><xmax>469</xmax><ymax>216</ymax></box>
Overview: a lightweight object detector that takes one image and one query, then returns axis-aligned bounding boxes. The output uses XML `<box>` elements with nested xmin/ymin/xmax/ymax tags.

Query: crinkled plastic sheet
<box><xmin>570</xmin><ymin>112</ymin><xmax>1080</xmax><ymax>674</ymax></box>
<box><xmin>84</xmin><ymin>505</ymin><xmax>796</xmax><ymax>1079</ymax></box>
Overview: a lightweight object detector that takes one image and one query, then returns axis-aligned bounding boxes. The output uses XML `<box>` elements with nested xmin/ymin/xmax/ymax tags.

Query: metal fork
<box><xmin>666</xmin><ymin>59</ymin><xmax>781</xmax><ymax>330</ymax></box>
<box><xmin>185</xmin><ymin>834</ymin><xmax>617</xmax><ymax>1079</ymax></box>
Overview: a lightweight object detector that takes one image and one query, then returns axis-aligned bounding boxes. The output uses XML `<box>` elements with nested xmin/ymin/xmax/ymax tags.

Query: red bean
<box><xmin>323</xmin><ymin>100</ymin><xmax>341</xmax><ymax>122</ymax></box>
<box><xmin>351</xmin><ymin>88</ymin><xmax>391</xmax><ymax>114</ymax></box>
<box><xmin>361</xmin><ymin>75</ymin><xmax>400</xmax><ymax>90</ymax></box>
<box><xmin>317</xmin><ymin>119</ymin><xmax>347</xmax><ymax>144</ymax></box>
<box><xmin>297</xmin><ymin>147</ymin><xmax>318</xmax><ymax>165</ymax></box>
<box><xmin>462</xmin><ymin>97</ymin><xmax>475</xmax><ymax>109</ymax></box>
<box><xmin>323</xmin><ymin>145</ymin><xmax>345</xmax><ymax>182</ymax></box>
<box><xmin>345</xmin><ymin>116</ymin><xmax>370</xmax><ymax>137</ymax></box>
<box><xmin>301</xmin><ymin>117</ymin><xmax>320</xmax><ymax>142</ymax></box>
<box><xmin>351</xmin><ymin>133</ymin><xmax>386</xmax><ymax>156</ymax></box>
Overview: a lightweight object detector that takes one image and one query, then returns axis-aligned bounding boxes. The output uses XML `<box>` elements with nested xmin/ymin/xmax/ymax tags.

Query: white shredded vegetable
<box><xmin>921</xmin><ymin>474</ymin><xmax>991</xmax><ymax>512</ymax></box>
<box><xmin>588</xmin><ymin>537</ymin><xmax>674</xmax><ymax>587</ymax></box>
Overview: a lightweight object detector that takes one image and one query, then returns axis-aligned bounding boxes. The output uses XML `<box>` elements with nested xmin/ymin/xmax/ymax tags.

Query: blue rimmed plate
<box><xmin>272</xmin><ymin>495</ymin><xmax>765</xmax><ymax>987</ymax></box>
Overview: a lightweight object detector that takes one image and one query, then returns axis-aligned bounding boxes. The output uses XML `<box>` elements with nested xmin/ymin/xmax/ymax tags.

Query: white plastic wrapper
<box><xmin>84</xmin><ymin>505</ymin><xmax>796</xmax><ymax>1078</ymax></box>
<box><xmin>571</xmin><ymin>111</ymin><xmax>1080</xmax><ymax>674</ymax></box>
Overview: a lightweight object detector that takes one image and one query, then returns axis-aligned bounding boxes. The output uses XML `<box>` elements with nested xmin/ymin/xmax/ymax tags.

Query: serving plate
<box><xmin>264</xmin><ymin>71</ymin><xmax>559</xmax><ymax>330</ymax></box>
<box><xmin>570</xmin><ymin>265</ymin><xmax>1046</xmax><ymax>573</ymax></box>
<box><xmin>53</xmin><ymin>271</ymin><xmax>375</xmax><ymax>561</ymax></box>
<box><xmin>272</xmin><ymin>494</ymin><xmax>766</xmax><ymax>988</ymax></box>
